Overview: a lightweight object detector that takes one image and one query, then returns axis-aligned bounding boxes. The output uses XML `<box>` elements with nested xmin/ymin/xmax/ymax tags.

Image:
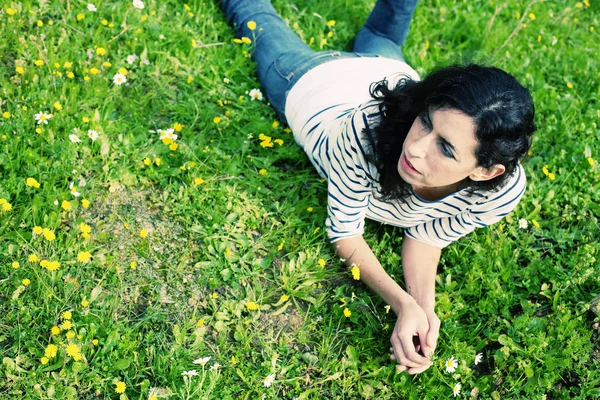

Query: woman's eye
<box><xmin>439</xmin><ymin>142</ymin><xmax>454</xmax><ymax>159</ymax></box>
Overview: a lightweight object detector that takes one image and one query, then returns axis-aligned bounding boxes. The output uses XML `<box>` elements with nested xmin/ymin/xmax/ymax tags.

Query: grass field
<box><xmin>1</xmin><ymin>0</ymin><xmax>599</xmax><ymax>398</ymax></box>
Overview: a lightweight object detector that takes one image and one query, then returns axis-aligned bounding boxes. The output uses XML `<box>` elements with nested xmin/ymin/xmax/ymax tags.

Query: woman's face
<box><xmin>397</xmin><ymin>108</ymin><xmax>499</xmax><ymax>189</ymax></box>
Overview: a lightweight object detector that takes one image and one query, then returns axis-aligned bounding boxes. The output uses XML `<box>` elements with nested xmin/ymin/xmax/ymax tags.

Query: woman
<box><xmin>221</xmin><ymin>0</ymin><xmax>536</xmax><ymax>375</ymax></box>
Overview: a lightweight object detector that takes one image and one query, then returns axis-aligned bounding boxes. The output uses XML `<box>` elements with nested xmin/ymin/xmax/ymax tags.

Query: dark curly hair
<box><xmin>363</xmin><ymin>64</ymin><xmax>536</xmax><ymax>201</ymax></box>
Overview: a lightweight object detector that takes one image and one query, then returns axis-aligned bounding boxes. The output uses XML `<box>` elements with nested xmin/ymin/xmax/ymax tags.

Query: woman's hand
<box><xmin>389</xmin><ymin>300</ymin><xmax>433</xmax><ymax>374</ymax></box>
<box><xmin>420</xmin><ymin>307</ymin><xmax>440</xmax><ymax>359</ymax></box>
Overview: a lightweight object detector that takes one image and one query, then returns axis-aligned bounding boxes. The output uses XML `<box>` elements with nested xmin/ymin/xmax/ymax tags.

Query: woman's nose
<box><xmin>407</xmin><ymin>135</ymin><xmax>429</xmax><ymax>158</ymax></box>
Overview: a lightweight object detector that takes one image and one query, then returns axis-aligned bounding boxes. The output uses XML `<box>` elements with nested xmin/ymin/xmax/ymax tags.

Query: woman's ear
<box><xmin>469</xmin><ymin>164</ymin><xmax>506</xmax><ymax>182</ymax></box>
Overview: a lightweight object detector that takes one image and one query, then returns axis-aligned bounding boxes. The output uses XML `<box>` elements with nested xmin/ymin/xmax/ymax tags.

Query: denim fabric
<box><xmin>221</xmin><ymin>0</ymin><xmax>418</xmax><ymax>120</ymax></box>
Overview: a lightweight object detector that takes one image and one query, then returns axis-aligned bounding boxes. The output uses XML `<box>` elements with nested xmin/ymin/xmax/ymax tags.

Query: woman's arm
<box><xmin>334</xmin><ymin>235</ymin><xmax>432</xmax><ymax>371</ymax></box>
<box><xmin>401</xmin><ymin>236</ymin><xmax>442</xmax><ymax>361</ymax></box>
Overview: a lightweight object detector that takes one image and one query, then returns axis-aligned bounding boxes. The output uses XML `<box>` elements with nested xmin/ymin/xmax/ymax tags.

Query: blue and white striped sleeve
<box><xmin>405</xmin><ymin>164</ymin><xmax>527</xmax><ymax>248</ymax></box>
<box><xmin>326</xmin><ymin>109</ymin><xmax>376</xmax><ymax>242</ymax></box>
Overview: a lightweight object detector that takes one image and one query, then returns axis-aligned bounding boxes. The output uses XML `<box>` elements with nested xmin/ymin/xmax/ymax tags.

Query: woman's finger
<box><xmin>391</xmin><ymin>337</ymin><xmax>421</xmax><ymax>368</ymax></box>
<box><xmin>396</xmin><ymin>364</ymin><xmax>408</xmax><ymax>373</ymax></box>
<box><xmin>407</xmin><ymin>363</ymin><xmax>431</xmax><ymax>375</ymax></box>
<box><xmin>400</xmin><ymin>333</ymin><xmax>432</xmax><ymax>366</ymax></box>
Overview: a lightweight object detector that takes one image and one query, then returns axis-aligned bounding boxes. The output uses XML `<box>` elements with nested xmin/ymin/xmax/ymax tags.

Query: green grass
<box><xmin>1</xmin><ymin>0</ymin><xmax>599</xmax><ymax>398</ymax></box>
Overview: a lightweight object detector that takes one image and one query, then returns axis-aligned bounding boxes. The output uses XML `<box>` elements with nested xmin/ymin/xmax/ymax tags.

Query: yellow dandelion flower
<box><xmin>274</xmin><ymin>139</ymin><xmax>284</xmax><ymax>146</ymax></box>
<box><xmin>42</xmin><ymin>228</ymin><xmax>56</xmax><ymax>241</ymax></box>
<box><xmin>588</xmin><ymin>157</ymin><xmax>595</xmax><ymax>166</ymax></box>
<box><xmin>196</xmin><ymin>318</ymin><xmax>205</xmax><ymax>327</ymax></box>
<box><xmin>45</xmin><ymin>344</ymin><xmax>58</xmax><ymax>358</ymax></box>
<box><xmin>34</xmin><ymin>59</ymin><xmax>44</xmax><ymax>66</ymax></box>
<box><xmin>169</xmin><ymin>143</ymin><xmax>178</xmax><ymax>151</ymax></box>
<box><xmin>66</xmin><ymin>71</ymin><xmax>75</xmax><ymax>78</ymax></box>
<box><xmin>40</xmin><ymin>357</ymin><xmax>49</xmax><ymax>365</ymax></box>
<box><xmin>37</xmin><ymin>20</ymin><xmax>43</xmax><ymax>27</ymax></box>
<box><xmin>277</xmin><ymin>241</ymin><xmax>284</xmax><ymax>251</ymax></box>
<box><xmin>566</xmin><ymin>82</ymin><xmax>573</xmax><ymax>89</ymax></box>
<box><xmin>77</xmin><ymin>13</ymin><xmax>85</xmax><ymax>21</ymax></box>
<box><xmin>61</xmin><ymin>200</ymin><xmax>72</xmax><ymax>210</ymax></box>
<box><xmin>143</xmin><ymin>157</ymin><xmax>152</xmax><ymax>166</ymax></box>
<box><xmin>12</xmin><ymin>261</ymin><xmax>19</xmax><ymax>268</ymax></box>
<box><xmin>66</xmin><ymin>331</ymin><xmax>76</xmax><ymax>339</ymax></box>
<box><xmin>26</xmin><ymin>177</ymin><xmax>41</xmax><ymax>188</ymax></box>
<box><xmin>532</xmin><ymin>219</ymin><xmax>540</xmax><ymax>228</ymax></box>
<box><xmin>64</xmin><ymin>62</ymin><xmax>73</xmax><ymax>68</ymax></box>
<box><xmin>247</xmin><ymin>21</ymin><xmax>257</xmax><ymax>30</ymax></box>
<box><xmin>139</xmin><ymin>229</ymin><xmax>149</xmax><ymax>238</ymax></box>
<box><xmin>155</xmin><ymin>157</ymin><xmax>162</xmax><ymax>166</ymax></box>
<box><xmin>343</xmin><ymin>308</ymin><xmax>351</xmax><ymax>317</ymax></box>
<box><xmin>351</xmin><ymin>265</ymin><xmax>361</xmax><ymax>280</ymax></box>
<box><xmin>2</xmin><ymin>112</ymin><xmax>10</xmax><ymax>119</ymax></box>
<box><xmin>528</xmin><ymin>13</ymin><xmax>536</xmax><ymax>20</ymax></box>
<box><xmin>246</xmin><ymin>301</ymin><xmax>260</xmax><ymax>310</ymax></box>
<box><xmin>33</xmin><ymin>225</ymin><xmax>43</xmax><ymax>235</ymax></box>
<box><xmin>92</xmin><ymin>339</ymin><xmax>99</xmax><ymax>345</ymax></box>
<box><xmin>65</xmin><ymin>343</ymin><xmax>81</xmax><ymax>359</ymax></box>
<box><xmin>6</xmin><ymin>8</ymin><xmax>18</xmax><ymax>15</ymax></box>
<box><xmin>40</xmin><ymin>260</ymin><xmax>49</xmax><ymax>268</ymax></box>
<box><xmin>548</xmin><ymin>173</ymin><xmax>556</xmax><ymax>180</ymax></box>
<box><xmin>259</xmin><ymin>169</ymin><xmax>267</xmax><ymax>175</ymax></box>
<box><xmin>129</xmin><ymin>261</ymin><xmax>136</xmax><ymax>269</ymax></box>
<box><xmin>62</xmin><ymin>311</ymin><xmax>72</xmax><ymax>320</ymax></box>
<box><xmin>213</xmin><ymin>116</ymin><xmax>221</xmax><ymax>124</ymax></box>
<box><xmin>16</xmin><ymin>66</ymin><xmax>25</xmax><ymax>74</ymax></box>
<box><xmin>194</xmin><ymin>177</ymin><xmax>205</xmax><ymax>185</ymax></box>
<box><xmin>173</xmin><ymin>123</ymin><xmax>183</xmax><ymax>132</ymax></box>
<box><xmin>307</xmin><ymin>207</ymin><xmax>314</xmax><ymax>212</ymax></box>
<box><xmin>318</xmin><ymin>258</ymin><xmax>326</xmax><ymax>267</ymax></box>
<box><xmin>53</xmin><ymin>102</ymin><xmax>62</xmax><ymax>111</ymax></box>
<box><xmin>90</xmin><ymin>67</ymin><xmax>100</xmax><ymax>75</ymax></box>
<box><xmin>231</xmin><ymin>355</ymin><xmax>236</xmax><ymax>365</ymax></box>
<box><xmin>211</xmin><ymin>292</ymin><xmax>218</xmax><ymax>299</ymax></box>
<box><xmin>51</xmin><ymin>326</ymin><xmax>61</xmax><ymax>335</ymax></box>
<box><xmin>22</xmin><ymin>279</ymin><xmax>31</xmax><ymax>286</ymax></box>
<box><xmin>77</xmin><ymin>251</ymin><xmax>92</xmax><ymax>262</ymax></box>
<box><xmin>241</xmin><ymin>37</ymin><xmax>251</xmax><ymax>44</ymax></box>
<box><xmin>103</xmin><ymin>61</ymin><xmax>112</xmax><ymax>67</ymax></box>
<box><xmin>46</xmin><ymin>261</ymin><xmax>60</xmax><ymax>271</ymax></box>
<box><xmin>61</xmin><ymin>321</ymin><xmax>73</xmax><ymax>331</ymax></box>
<box><xmin>327</xmin><ymin>20</ymin><xmax>336</xmax><ymax>27</ymax></box>
<box><xmin>279</xmin><ymin>294</ymin><xmax>289</xmax><ymax>302</ymax></box>
<box><xmin>81</xmin><ymin>199</ymin><xmax>91</xmax><ymax>209</ymax></box>
<box><xmin>2</xmin><ymin>202</ymin><xmax>12</xmax><ymax>212</ymax></box>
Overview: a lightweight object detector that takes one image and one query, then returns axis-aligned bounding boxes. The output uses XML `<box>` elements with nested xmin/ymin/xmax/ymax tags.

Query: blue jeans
<box><xmin>221</xmin><ymin>0</ymin><xmax>418</xmax><ymax>121</ymax></box>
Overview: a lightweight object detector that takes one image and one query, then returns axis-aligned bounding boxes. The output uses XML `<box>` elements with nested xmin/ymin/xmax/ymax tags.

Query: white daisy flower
<box><xmin>87</xmin><ymin>3</ymin><xmax>97</xmax><ymax>12</ymax></box>
<box><xmin>181</xmin><ymin>370</ymin><xmax>198</xmax><ymax>377</ymax></box>
<box><xmin>132</xmin><ymin>0</ymin><xmax>145</xmax><ymax>9</ymax></box>
<box><xmin>113</xmin><ymin>73</ymin><xmax>127</xmax><ymax>86</ymax></box>
<box><xmin>249</xmin><ymin>88</ymin><xmax>263</xmax><ymax>101</ymax></box>
<box><xmin>192</xmin><ymin>356</ymin><xmax>211</xmax><ymax>366</ymax></box>
<box><xmin>87</xmin><ymin>129</ymin><xmax>99</xmax><ymax>141</ymax></box>
<box><xmin>69</xmin><ymin>182</ymin><xmax>81</xmax><ymax>197</ymax></box>
<box><xmin>158</xmin><ymin>128</ymin><xmax>177</xmax><ymax>142</ymax></box>
<box><xmin>453</xmin><ymin>382</ymin><xmax>461</xmax><ymax>397</ymax></box>
<box><xmin>474</xmin><ymin>353</ymin><xmax>483</xmax><ymax>365</ymax></box>
<box><xmin>126</xmin><ymin>54</ymin><xmax>139</xmax><ymax>65</ymax></box>
<box><xmin>445</xmin><ymin>356</ymin><xmax>458</xmax><ymax>373</ymax></box>
<box><xmin>263</xmin><ymin>374</ymin><xmax>275</xmax><ymax>387</ymax></box>
<box><xmin>34</xmin><ymin>111</ymin><xmax>52</xmax><ymax>125</ymax></box>
<box><xmin>69</xmin><ymin>134</ymin><xmax>82</xmax><ymax>143</ymax></box>
<box><xmin>209</xmin><ymin>363</ymin><xmax>221</xmax><ymax>371</ymax></box>
<box><xmin>518</xmin><ymin>218</ymin><xmax>528</xmax><ymax>229</ymax></box>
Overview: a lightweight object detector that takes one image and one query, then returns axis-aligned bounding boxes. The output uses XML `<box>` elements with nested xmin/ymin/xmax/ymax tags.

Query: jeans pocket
<box><xmin>274</xmin><ymin>51</ymin><xmax>342</xmax><ymax>81</ymax></box>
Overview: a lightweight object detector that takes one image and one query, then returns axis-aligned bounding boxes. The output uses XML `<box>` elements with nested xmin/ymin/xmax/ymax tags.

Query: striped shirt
<box><xmin>285</xmin><ymin>58</ymin><xmax>526</xmax><ymax>248</ymax></box>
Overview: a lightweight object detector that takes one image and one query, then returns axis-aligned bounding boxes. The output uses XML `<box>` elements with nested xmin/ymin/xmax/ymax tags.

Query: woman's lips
<box><xmin>401</xmin><ymin>154</ymin><xmax>421</xmax><ymax>174</ymax></box>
